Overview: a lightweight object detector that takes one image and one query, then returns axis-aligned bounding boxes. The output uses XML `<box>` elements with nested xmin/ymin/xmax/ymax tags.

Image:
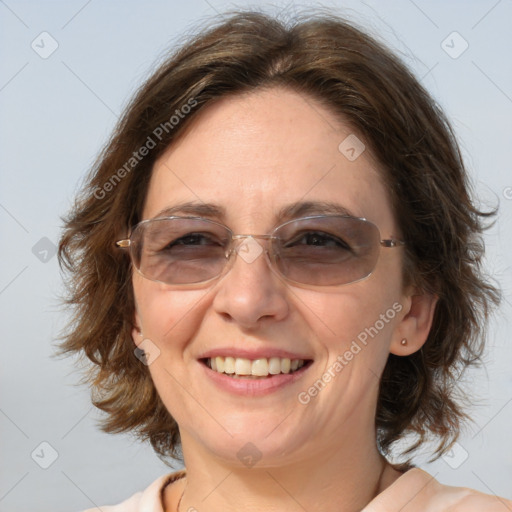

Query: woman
<box><xmin>59</xmin><ymin>9</ymin><xmax>511</xmax><ymax>512</ymax></box>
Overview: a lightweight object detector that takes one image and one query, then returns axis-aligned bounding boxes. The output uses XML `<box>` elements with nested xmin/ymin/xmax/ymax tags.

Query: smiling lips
<box><xmin>204</xmin><ymin>356</ymin><xmax>308</xmax><ymax>378</ymax></box>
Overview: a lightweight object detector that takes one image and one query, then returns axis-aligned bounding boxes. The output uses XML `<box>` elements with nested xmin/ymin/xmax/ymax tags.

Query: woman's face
<box><xmin>132</xmin><ymin>87</ymin><xmax>412</xmax><ymax>466</ymax></box>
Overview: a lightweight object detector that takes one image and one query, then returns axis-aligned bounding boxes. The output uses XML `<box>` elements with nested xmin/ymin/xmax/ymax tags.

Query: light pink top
<box><xmin>82</xmin><ymin>468</ymin><xmax>511</xmax><ymax>511</ymax></box>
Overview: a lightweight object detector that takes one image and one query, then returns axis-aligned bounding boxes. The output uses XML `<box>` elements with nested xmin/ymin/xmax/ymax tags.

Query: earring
<box><xmin>400</xmin><ymin>338</ymin><xmax>407</xmax><ymax>346</ymax></box>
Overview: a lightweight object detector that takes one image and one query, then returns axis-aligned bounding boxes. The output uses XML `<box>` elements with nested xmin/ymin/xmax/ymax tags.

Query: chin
<box><xmin>192</xmin><ymin>415</ymin><xmax>316</xmax><ymax>468</ymax></box>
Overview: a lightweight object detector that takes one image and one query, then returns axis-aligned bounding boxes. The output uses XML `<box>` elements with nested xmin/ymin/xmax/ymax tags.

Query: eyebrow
<box><xmin>278</xmin><ymin>201</ymin><xmax>357</xmax><ymax>220</ymax></box>
<box><xmin>152</xmin><ymin>200</ymin><xmax>358</xmax><ymax>223</ymax></box>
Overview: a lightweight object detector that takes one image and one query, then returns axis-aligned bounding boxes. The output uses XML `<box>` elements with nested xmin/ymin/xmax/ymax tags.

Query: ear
<box><xmin>390</xmin><ymin>289</ymin><xmax>438</xmax><ymax>356</ymax></box>
<box><xmin>131</xmin><ymin>308</ymin><xmax>143</xmax><ymax>348</ymax></box>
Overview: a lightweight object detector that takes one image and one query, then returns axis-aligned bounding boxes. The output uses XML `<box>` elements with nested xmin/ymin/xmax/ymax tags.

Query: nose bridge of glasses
<box><xmin>231</xmin><ymin>234</ymin><xmax>275</xmax><ymax>240</ymax></box>
<box><xmin>226</xmin><ymin>234</ymin><xmax>277</xmax><ymax>266</ymax></box>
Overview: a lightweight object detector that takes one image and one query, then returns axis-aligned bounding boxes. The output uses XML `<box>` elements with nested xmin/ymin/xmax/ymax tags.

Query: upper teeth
<box><xmin>207</xmin><ymin>356</ymin><xmax>305</xmax><ymax>376</ymax></box>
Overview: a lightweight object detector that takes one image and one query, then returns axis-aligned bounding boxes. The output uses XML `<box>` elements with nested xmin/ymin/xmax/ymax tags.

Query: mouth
<box><xmin>201</xmin><ymin>356</ymin><xmax>313</xmax><ymax>379</ymax></box>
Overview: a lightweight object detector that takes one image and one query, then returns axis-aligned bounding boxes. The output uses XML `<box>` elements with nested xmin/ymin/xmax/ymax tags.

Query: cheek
<box><xmin>301</xmin><ymin>284</ymin><xmax>401</xmax><ymax>368</ymax></box>
<box><xmin>133</xmin><ymin>277</ymin><xmax>212</xmax><ymax>352</ymax></box>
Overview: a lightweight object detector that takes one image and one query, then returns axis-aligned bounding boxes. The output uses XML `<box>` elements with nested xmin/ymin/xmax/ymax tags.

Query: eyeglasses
<box><xmin>116</xmin><ymin>215</ymin><xmax>404</xmax><ymax>288</ymax></box>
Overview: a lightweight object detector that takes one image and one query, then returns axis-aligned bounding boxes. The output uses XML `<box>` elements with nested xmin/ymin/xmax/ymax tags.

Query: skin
<box><xmin>131</xmin><ymin>86</ymin><xmax>444</xmax><ymax>511</ymax></box>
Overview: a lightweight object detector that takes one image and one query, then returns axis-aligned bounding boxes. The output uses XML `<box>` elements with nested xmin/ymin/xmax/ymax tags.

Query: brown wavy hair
<box><xmin>58</xmin><ymin>9</ymin><xmax>499</xmax><ymax>466</ymax></box>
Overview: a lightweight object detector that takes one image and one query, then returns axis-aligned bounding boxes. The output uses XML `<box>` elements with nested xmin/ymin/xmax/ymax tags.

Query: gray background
<box><xmin>0</xmin><ymin>1</ymin><xmax>511</xmax><ymax>510</ymax></box>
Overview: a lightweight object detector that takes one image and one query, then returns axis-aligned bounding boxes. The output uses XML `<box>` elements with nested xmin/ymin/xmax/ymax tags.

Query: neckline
<box><xmin>160</xmin><ymin>470</ymin><xmax>187</xmax><ymax>512</ymax></box>
<box><xmin>160</xmin><ymin>465</ymin><xmax>417</xmax><ymax>511</ymax></box>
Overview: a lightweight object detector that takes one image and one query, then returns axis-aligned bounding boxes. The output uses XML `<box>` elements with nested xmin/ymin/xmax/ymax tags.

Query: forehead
<box><xmin>144</xmin><ymin>87</ymin><xmax>396</xmax><ymax>233</ymax></box>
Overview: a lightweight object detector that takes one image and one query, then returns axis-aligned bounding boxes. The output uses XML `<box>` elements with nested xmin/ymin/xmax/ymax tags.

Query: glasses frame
<box><xmin>115</xmin><ymin>215</ymin><xmax>405</xmax><ymax>289</ymax></box>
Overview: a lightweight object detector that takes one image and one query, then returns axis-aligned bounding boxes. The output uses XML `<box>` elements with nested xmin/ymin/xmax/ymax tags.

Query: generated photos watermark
<box><xmin>93</xmin><ymin>97</ymin><xmax>198</xmax><ymax>200</ymax></box>
<box><xmin>298</xmin><ymin>301</ymin><xmax>403</xmax><ymax>405</ymax></box>
<box><xmin>134</xmin><ymin>338</ymin><xmax>161</xmax><ymax>366</ymax></box>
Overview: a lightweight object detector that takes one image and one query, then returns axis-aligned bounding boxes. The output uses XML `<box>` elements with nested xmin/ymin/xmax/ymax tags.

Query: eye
<box><xmin>170</xmin><ymin>233</ymin><xmax>220</xmax><ymax>247</ymax></box>
<box><xmin>286</xmin><ymin>231</ymin><xmax>351</xmax><ymax>250</ymax></box>
<box><xmin>155</xmin><ymin>232</ymin><xmax>229</xmax><ymax>257</ymax></box>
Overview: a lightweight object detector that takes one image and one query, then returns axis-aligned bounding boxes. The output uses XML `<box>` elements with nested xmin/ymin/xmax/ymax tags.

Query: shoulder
<box><xmin>429</xmin><ymin>485</ymin><xmax>512</xmax><ymax>512</ymax></box>
<box><xmin>363</xmin><ymin>468</ymin><xmax>512</xmax><ymax>512</ymax></box>
<box><xmin>455</xmin><ymin>492</ymin><xmax>512</xmax><ymax>511</ymax></box>
<box><xmin>80</xmin><ymin>470</ymin><xmax>186</xmax><ymax>512</ymax></box>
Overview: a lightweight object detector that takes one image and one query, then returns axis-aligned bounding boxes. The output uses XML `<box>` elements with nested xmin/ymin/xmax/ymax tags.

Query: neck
<box><xmin>174</xmin><ymin>430</ymin><xmax>399</xmax><ymax>512</ymax></box>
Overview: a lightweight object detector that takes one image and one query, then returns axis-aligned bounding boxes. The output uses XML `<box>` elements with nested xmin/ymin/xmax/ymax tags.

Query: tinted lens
<box><xmin>273</xmin><ymin>216</ymin><xmax>381</xmax><ymax>286</ymax></box>
<box><xmin>128</xmin><ymin>216</ymin><xmax>383</xmax><ymax>287</ymax></box>
<box><xmin>131</xmin><ymin>218</ymin><xmax>230</xmax><ymax>284</ymax></box>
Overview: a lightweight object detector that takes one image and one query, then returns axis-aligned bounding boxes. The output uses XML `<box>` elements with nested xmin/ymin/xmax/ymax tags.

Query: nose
<box><xmin>212</xmin><ymin>236</ymin><xmax>290</xmax><ymax>329</ymax></box>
